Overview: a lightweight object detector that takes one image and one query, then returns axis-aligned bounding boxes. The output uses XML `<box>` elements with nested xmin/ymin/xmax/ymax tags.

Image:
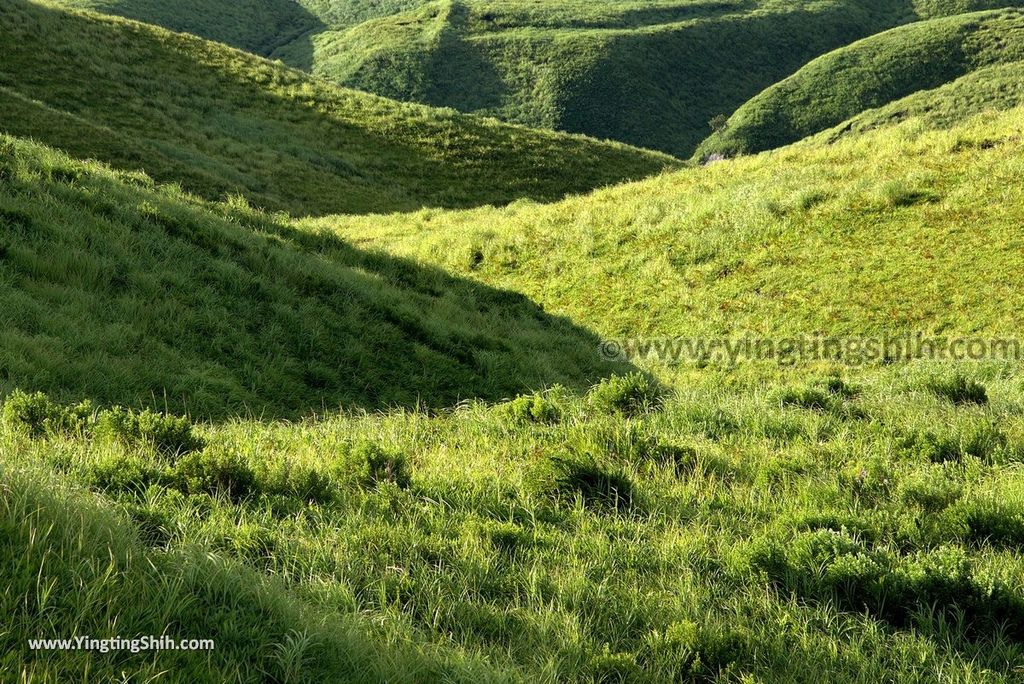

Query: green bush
<box><xmin>174</xmin><ymin>446</ymin><xmax>257</xmax><ymax>501</ymax></box>
<box><xmin>924</xmin><ymin>376</ymin><xmax>988</xmax><ymax>406</ymax></box>
<box><xmin>775</xmin><ymin>377</ymin><xmax>857</xmax><ymax>411</ymax></box>
<box><xmin>256</xmin><ymin>460</ymin><xmax>335</xmax><ymax>504</ymax></box>
<box><xmin>97</xmin><ymin>407</ymin><xmax>204</xmax><ymax>458</ymax></box>
<box><xmin>87</xmin><ymin>453</ymin><xmax>164</xmax><ymax>495</ymax></box>
<box><xmin>340</xmin><ymin>442</ymin><xmax>412</xmax><ymax>490</ymax></box>
<box><xmin>498</xmin><ymin>393</ymin><xmax>561</xmax><ymax>425</ymax></box>
<box><xmin>3</xmin><ymin>390</ymin><xmax>94</xmax><ymax>438</ymax></box>
<box><xmin>748</xmin><ymin>531</ymin><xmax>1024</xmax><ymax>634</ymax></box>
<box><xmin>586</xmin><ymin>648</ymin><xmax>646</xmax><ymax>684</ymax></box>
<box><xmin>530</xmin><ymin>454</ymin><xmax>634</xmax><ymax>511</ymax></box>
<box><xmin>589</xmin><ymin>373</ymin><xmax>664</xmax><ymax>417</ymax></box>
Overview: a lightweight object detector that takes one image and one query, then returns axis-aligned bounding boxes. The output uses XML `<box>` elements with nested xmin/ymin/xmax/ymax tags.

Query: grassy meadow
<box><xmin>6</xmin><ymin>0</ymin><xmax>1024</xmax><ymax>682</ymax></box>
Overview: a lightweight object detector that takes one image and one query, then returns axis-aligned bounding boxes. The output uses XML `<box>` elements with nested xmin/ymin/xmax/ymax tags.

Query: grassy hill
<box><xmin>696</xmin><ymin>8</ymin><xmax>1024</xmax><ymax>159</ymax></box>
<box><xmin>46</xmin><ymin>0</ymin><xmax>1024</xmax><ymax>157</ymax></box>
<box><xmin>7</xmin><ymin>102</ymin><xmax>1024</xmax><ymax>680</ymax></box>
<box><xmin>0</xmin><ymin>1</ymin><xmax>675</xmax><ymax>217</ymax></box>
<box><xmin>0</xmin><ymin>133</ymin><xmax>630</xmax><ymax>419</ymax></box>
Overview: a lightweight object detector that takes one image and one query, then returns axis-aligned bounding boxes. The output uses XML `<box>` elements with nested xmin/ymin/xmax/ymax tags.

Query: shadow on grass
<box><xmin>0</xmin><ymin>135</ymin><xmax>633</xmax><ymax>421</ymax></box>
<box><xmin>0</xmin><ymin>1</ymin><xmax>671</xmax><ymax>217</ymax></box>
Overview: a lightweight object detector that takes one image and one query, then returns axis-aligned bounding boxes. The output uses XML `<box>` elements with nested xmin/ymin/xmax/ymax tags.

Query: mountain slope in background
<box><xmin>46</xmin><ymin>0</ymin><xmax>1024</xmax><ymax>156</ymax></box>
<box><xmin>1</xmin><ymin>1</ymin><xmax>675</xmax><ymax>217</ymax></box>
<box><xmin>319</xmin><ymin>106</ymin><xmax>1024</xmax><ymax>342</ymax></box>
<box><xmin>697</xmin><ymin>8</ymin><xmax>1024</xmax><ymax>159</ymax></box>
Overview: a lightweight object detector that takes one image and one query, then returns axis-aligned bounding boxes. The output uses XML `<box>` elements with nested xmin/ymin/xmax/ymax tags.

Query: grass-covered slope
<box><xmin>320</xmin><ymin>107</ymin><xmax>1024</xmax><ymax>342</ymax></box>
<box><xmin>0</xmin><ymin>461</ymin><xmax>500</xmax><ymax>682</ymax></box>
<box><xmin>0</xmin><ymin>134</ymin><xmax>630</xmax><ymax>419</ymax></box>
<box><xmin>7</xmin><ymin>104</ymin><xmax>1024</xmax><ymax>683</ymax></box>
<box><xmin>697</xmin><ymin>8</ymin><xmax>1024</xmax><ymax>159</ymax></box>
<box><xmin>45</xmin><ymin>0</ymin><xmax>1024</xmax><ymax>157</ymax></box>
<box><xmin>47</xmin><ymin>0</ymin><xmax>324</xmax><ymax>54</ymax></box>
<box><xmin>817</xmin><ymin>59</ymin><xmax>1024</xmax><ymax>144</ymax></box>
<box><xmin>277</xmin><ymin>0</ymin><xmax>925</xmax><ymax>157</ymax></box>
<box><xmin>0</xmin><ymin>1</ymin><xmax>675</xmax><ymax>217</ymax></box>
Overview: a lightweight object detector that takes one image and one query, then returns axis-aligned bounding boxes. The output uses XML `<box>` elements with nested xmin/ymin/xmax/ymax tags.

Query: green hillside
<box><xmin>319</xmin><ymin>106</ymin><xmax>1024</xmax><ymax>341</ymax></box>
<box><xmin>0</xmin><ymin>1</ymin><xmax>675</xmax><ymax>217</ymax></box>
<box><xmin>46</xmin><ymin>0</ymin><xmax>1024</xmax><ymax>156</ymax></box>
<box><xmin>9</xmin><ymin>1</ymin><xmax>1024</xmax><ymax>681</ymax></box>
<box><xmin>8</xmin><ymin>108</ymin><xmax>1024</xmax><ymax>681</ymax></box>
<box><xmin>818</xmin><ymin>59</ymin><xmax>1024</xmax><ymax>144</ymax></box>
<box><xmin>697</xmin><ymin>8</ymin><xmax>1024</xmax><ymax>159</ymax></box>
<box><xmin>0</xmin><ymin>133</ymin><xmax>629</xmax><ymax>418</ymax></box>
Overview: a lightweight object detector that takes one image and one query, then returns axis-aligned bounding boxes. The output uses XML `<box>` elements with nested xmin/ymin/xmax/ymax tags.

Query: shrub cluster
<box><xmin>3</xmin><ymin>390</ymin><xmax>204</xmax><ymax>456</ymax></box>
<box><xmin>336</xmin><ymin>442</ymin><xmax>412</xmax><ymax>490</ymax></box>
<box><xmin>924</xmin><ymin>375</ymin><xmax>989</xmax><ymax>406</ymax></box>
<box><xmin>747</xmin><ymin>530</ymin><xmax>1024</xmax><ymax>635</ymax></box>
<box><xmin>2</xmin><ymin>390</ymin><xmax>94</xmax><ymax>438</ymax></box>
<box><xmin>528</xmin><ymin>453</ymin><xmax>634</xmax><ymax>512</ymax></box>
<box><xmin>498</xmin><ymin>392</ymin><xmax>561</xmax><ymax>425</ymax></box>
<box><xmin>588</xmin><ymin>373</ymin><xmax>665</xmax><ymax>417</ymax></box>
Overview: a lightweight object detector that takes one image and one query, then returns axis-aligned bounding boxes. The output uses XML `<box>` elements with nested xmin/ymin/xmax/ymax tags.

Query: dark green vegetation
<box><xmin>45</xmin><ymin>0</ymin><xmax>1024</xmax><ymax>156</ymax></box>
<box><xmin>0</xmin><ymin>1</ymin><xmax>674</xmax><ymax>216</ymax></box>
<box><xmin>699</xmin><ymin>8</ymin><xmax>1024</xmax><ymax>158</ymax></box>
<box><xmin>0</xmin><ymin>134</ymin><xmax>630</xmax><ymax>418</ymax></box>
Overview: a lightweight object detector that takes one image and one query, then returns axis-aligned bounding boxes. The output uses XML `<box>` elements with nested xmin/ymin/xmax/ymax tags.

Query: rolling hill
<box><xmin>697</xmin><ymin>8</ymin><xmax>1024</xmax><ymax>159</ymax></box>
<box><xmin>0</xmin><ymin>133</ymin><xmax>629</xmax><ymax>419</ymax></box>
<box><xmin>7</xmin><ymin>107</ymin><xmax>1024</xmax><ymax>681</ymax></box>
<box><xmin>0</xmin><ymin>0</ymin><xmax>675</xmax><ymax>217</ymax></box>
<box><xmin>45</xmin><ymin>0</ymin><xmax>1024</xmax><ymax>156</ymax></box>
<box><xmin>8</xmin><ymin>2</ymin><xmax>1024</xmax><ymax>682</ymax></box>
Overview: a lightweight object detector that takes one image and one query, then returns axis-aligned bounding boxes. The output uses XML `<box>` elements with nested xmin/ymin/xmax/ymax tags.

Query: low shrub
<box><xmin>174</xmin><ymin>445</ymin><xmax>257</xmax><ymax>501</ymax></box>
<box><xmin>642</xmin><ymin>620</ymin><xmax>750</xmax><ymax>682</ymax></box>
<box><xmin>924</xmin><ymin>376</ymin><xmax>988</xmax><ymax>406</ymax></box>
<box><xmin>747</xmin><ymin>531</ymin><xmax>1024</xmax><ymax>635</ymax></box>
<box><xmin>339</xmin><ymin>442</ymin><xmax>412</xmax><ymax>490</ymax></box>
<box><xmin>87</xmin><ymin>452</ymin><xmax>164</xmax><ymax>495</ymax></box>
<box><xmin>3</xmin><ymin>390</ymin><xmax>94</xmax><ymax>438</ymax></box>
<box><xmin>948</xmin><ymin>497</ymin><xmax>1024</xmax><ymax>549</ymax></box>
<box><xmin>530</xmin><ymin>454</ymin><xmax>634</xmax><ymax>511</ymax></box>
<box><xmin>97</xmin><ymin>407</ymin><xmax>204</xmax><ymax>458</ymax></box>
<box><xmin>775</xmin><ymin>377</ymin><xmax>857</xmax><ymax>412</ymax></box>
<box><xmin>498</xmin><ymin>393</ymin><xmax>561</xmax><ymax>425</ymax></box>
<box><xmin>256</xmin><ymin>460</ymin><xmax>335</xmax><ymax>504</ymax></box>
<box><xmin>589</xmin><ymin>373</ymin><xmax>665</xmax><ymax>417</ymax></box>
<box><xmin>586</xmin><ymin>648</ymin><xmax>646</xmax><ymax>684</ymax></box>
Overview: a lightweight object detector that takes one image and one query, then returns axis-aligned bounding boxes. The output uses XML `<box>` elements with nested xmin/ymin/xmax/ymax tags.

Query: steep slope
<box><xmin>48</xmin><ymin>0</ymin><xmax>324</xmax><ymax>53</ymax></box>
<box><xmin>697</xmin><ymin>8</ymin><xmax>1024</xmax><ymax>158</ymax></box>
<box><xmin>275</xmin><ymin>0</ymin><xmax>923</xmax><ymax>157</ymax></box>
<box><xmin>817</xmin><ymin>59</ymin><xmax>1024</xmax><ymax>144</ymax></box>
<box><xmin>0</xmin><ymin>133</ymin><xmax>630</xmax><ymax>418</ymax></box>
<box><xmin>0</xmin><ymin>1</ymin><xmax>675</xmax><ymax>217</ymax></box>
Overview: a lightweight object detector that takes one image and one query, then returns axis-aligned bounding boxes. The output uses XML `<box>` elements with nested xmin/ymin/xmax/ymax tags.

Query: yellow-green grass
<box><xmin>0</xmin><ymin>0</ymin><xmax>676</xmax><ymax>217</ymax></box>
<box><xmin>4</xmin><ymin>42</ymin><xmax>1024</xmax><ymax>683</ymax></box>
<box><xmin>313</xmin><ymin>107</ymin><xmax>1024</xmax><ymax>345</ymax></box>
